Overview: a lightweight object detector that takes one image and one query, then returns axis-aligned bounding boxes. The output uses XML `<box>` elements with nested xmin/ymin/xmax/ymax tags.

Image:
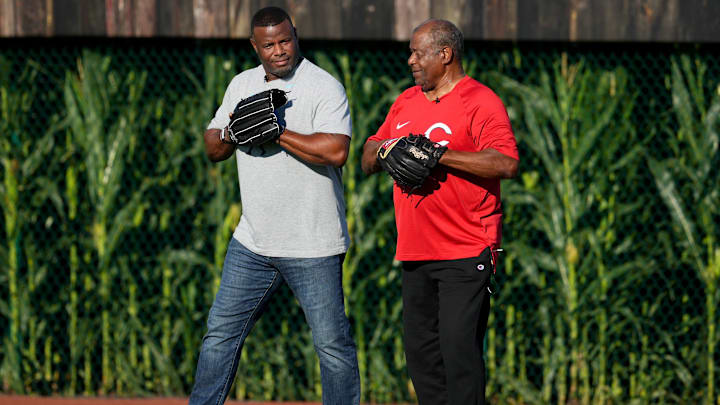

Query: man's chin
<box><xmin>266</xmin><ymin>67</ymin><xmax>290</xmax><ymax>79</ymax></box>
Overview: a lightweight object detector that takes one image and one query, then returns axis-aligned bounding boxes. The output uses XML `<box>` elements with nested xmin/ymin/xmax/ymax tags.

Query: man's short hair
<box><xmin>250</xmin><ymin>6</ymin><xmax>293</xmax><ymax>36</ymax></box>
<box><xmin>416</xmin><ymin>19</ymin><xmax>464</xmax><ymax>61</ymax></box>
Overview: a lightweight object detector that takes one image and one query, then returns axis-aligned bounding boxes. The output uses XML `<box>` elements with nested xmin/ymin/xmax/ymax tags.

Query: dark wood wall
<box><xmin>1</xmin><ymin>0</ymin><xmax>719</xmax><ymax>42</ymax></box>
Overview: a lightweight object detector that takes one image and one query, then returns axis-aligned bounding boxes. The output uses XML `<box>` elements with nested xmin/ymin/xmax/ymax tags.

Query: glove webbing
<box><xmin>228</xmin><ymin>116</ymin><xmax>278</xmax><ymax>145</ymax></box>
<box><xmin>233</xmin><ymin>99</ymin><xmax>273</xmax><ymax>121</ymax></box>
<box><xmin>244</xmin><ymin>124</ymin><xmax>282</xmax><ymax>147</ymax></box>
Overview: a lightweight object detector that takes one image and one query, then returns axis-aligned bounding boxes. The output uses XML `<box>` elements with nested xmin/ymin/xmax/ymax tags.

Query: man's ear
<box><xmin>250</xmin><ymin>37</ymin><xmax>258</xmax><ymax>54</ymax></box>
<box><xmin>440</xmin><ymin>46</ymin><xmax>454</xmax><ymax>65</ymax></box>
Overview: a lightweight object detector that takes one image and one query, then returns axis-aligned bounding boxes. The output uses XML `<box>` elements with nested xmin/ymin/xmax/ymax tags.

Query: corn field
<box><xmin>1</xmin><ymin>41</ymin><xmax>719</xmax><ymax>404</ymax></box>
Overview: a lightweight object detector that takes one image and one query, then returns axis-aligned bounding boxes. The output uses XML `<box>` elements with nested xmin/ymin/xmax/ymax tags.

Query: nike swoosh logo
<box><xmin>396</xmin><ymin>121</ymin><xmax>411</xmax><ymax>130</ymax></box>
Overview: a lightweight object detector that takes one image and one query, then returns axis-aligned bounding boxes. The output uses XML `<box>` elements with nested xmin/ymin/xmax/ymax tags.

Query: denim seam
<box><xmin>215</xmin><ymin>270</ymin><xmax>279</xmax><ymax>405</ymax></box>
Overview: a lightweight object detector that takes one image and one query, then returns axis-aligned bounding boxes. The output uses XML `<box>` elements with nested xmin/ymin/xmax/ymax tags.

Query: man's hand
<box><xmin>222</xmin><ymin>89</ymin><xmax>288</xmax><ymax>147</ymax></box>
<box><xmin>376</xmin><ymin>134</ymin><xmax>447</xmax><ymax>192</ymax></box>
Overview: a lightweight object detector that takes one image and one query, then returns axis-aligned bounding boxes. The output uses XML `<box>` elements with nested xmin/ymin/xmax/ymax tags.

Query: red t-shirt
<box><xmin>367</xmin><ymin>76</ymin><xmax>519</xmax><ymax>261</ymax></box>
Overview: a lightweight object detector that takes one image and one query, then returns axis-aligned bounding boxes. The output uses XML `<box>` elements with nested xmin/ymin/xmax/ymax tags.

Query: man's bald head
<box><xmin>413</xmin><ymin>19</ymin><xmax>464</xmax><ymax>62</ymax></box>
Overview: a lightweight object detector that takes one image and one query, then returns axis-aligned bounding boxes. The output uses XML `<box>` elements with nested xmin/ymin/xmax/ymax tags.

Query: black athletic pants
<box><xmin>402</xmin><ymin>248</ymin><xmax>493</xmax><ymax>405</ymax></box>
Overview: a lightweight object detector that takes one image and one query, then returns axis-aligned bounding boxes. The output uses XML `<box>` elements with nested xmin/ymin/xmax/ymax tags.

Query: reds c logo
<box><xmin>424</xmin><ymin>123</ymin><xmax>451</xmax><ymax>146</ymax></box>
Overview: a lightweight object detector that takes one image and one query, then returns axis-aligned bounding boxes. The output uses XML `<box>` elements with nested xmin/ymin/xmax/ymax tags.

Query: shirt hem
<box><xmin>395</xmin><ymin>245</ymin><xmax>495</xmax><ymax>262</ymax></box>
<box><xmin>233</xmin><ymin>236</ymin><xmax>349</xmax><ymax>258</ymax></box>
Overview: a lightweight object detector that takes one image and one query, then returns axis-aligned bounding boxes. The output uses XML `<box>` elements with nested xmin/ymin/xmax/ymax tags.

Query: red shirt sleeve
<box><xmin>470</xmin><ymin>91</ymin><xmax>519</xmax><ymax>160</ymax></box>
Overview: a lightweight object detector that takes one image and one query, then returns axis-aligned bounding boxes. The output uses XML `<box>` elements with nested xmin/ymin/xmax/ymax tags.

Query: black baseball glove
<box><xmin>221</xmin><ymin>89</ymin><xmax>288</xmax><ymax>147</ymax></box>
<box><xmin>376</xmin><ymin>133</ymin><xmax>447</xmax><ymax>192</ymax></box>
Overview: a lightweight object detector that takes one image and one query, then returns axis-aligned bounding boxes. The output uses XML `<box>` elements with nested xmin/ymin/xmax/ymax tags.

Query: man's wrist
<box><xmin>275</xmin><ymin>127</ymin><xmax>290</xmax><ymax>143</ymax></box>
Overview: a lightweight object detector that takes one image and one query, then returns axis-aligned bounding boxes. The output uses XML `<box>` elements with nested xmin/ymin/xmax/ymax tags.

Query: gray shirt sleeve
<box><xmin>312</xmin><ymin>78</ymin><xmax>352</xmax><ymax>137</ymax></box>
<box><xmin>207</xmin><ymin>75</ymin><xmax>244</xmax><ymax>130</ymax></box>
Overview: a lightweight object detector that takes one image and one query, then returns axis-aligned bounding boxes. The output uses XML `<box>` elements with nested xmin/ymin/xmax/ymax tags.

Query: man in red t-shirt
<box><xmin>362</xmin><ymin>19</ymin><xmax>519</xmax><ymax>405</ymax></box>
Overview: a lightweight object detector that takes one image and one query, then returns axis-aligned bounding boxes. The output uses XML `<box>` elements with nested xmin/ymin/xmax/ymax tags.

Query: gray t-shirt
<box><xmin>208</xmin><ymin>59</ymin><xmax>351</xmax><ymax>258</ymax></box>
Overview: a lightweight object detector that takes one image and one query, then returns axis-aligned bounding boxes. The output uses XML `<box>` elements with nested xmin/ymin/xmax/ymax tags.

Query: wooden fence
<box><xmin>1</xmin><ymin>0</ymin><xmax>719</xmax><ymax>41</ymax></box>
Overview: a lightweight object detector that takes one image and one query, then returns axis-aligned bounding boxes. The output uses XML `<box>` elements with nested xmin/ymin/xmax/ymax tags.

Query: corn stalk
<box><xmin>155</xmin><ymin>54</ymin><xmax>240</xmax><ymax>394</ymax></box>
<box><xmin>0</xmin><ymin>55</ymin><xmax>28</xmax><ymax>394</ymax></box>
<box><xmin>63</xmin><ymin>51</ymin><xmax>152</xmax><ymax>393</ymax></box>
<box><xmin>0</xmin><ymin>56</ymin><xmax>62</xmax><ymax>394</ymax></box>
<box><xmin>493</xmin><ymin>57</ymin><xmax>656</xmax><ymax>404</ymax></box>
<box><xmin>648</xmin><ymin>55</ymin><xmax>720</xmax><ymax>405</ymax></box>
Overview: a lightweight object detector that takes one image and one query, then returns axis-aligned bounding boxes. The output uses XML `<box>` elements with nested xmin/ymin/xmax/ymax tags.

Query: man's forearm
<box><xmin>204</xmin><ymin>128</ymin><xmax>236</xmax><ymax>162</ymax></box>
<box><xmin>276</xmin><ymin>130</ymin><xmax>350</xmax><ymax>167</ymax></box>
<box><xmin>361</xmin><ymin>140</ymin><xmax>382</xmax><ymax>174</ymax></box>
<box><xmin>439</xmin><ymin>148</ymin><xmax>518</xmax><ymax>179</ymax></box>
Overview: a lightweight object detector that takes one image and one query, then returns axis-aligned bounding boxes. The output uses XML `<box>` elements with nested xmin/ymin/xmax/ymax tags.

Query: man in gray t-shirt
<box><xmin>188</xmin><ymin>6</ymin><xmax>360</xmax><ymax>405</ymax></box>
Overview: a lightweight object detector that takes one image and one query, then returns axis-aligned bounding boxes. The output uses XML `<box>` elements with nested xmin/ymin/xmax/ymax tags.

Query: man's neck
<box><xmin>424</xmin><ymin>68</ymin><xmax>465</xmax><ymax>101</ymax></box>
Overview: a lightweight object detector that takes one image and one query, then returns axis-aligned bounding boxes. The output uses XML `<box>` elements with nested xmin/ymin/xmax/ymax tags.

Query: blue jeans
<box><xmin>188</xmin><ymin>238</ymin><xmax>360</xmax><ymax>405</ymax></box>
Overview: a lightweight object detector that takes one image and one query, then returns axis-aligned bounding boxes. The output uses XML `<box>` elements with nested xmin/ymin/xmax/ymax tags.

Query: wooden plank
<box><xmin>290</xmin><ymin>0</ymin><xmax>343</xmax><ymax>39</ymax></box>
<box><xmin>54</xmin><ymin>0</ymin><xmax>104</xmax><ymax>36</ymax></box>
<box><xmin>228</xmin><ymin>0</ymin><xmax>251</xmax><ymax>38</ymax></box>
<box><xmin>568</xmin><ymin>0</ymin><xmax>582</xmax><ymax>41</ymax></box>
<box><xmin>430</xmin><ymin>0</ymin><xmax>483</xmax><ymax>40</ymax></box>
<box><xmin>338</xmin><ymin>0</ymin><xmax>393</xmax><ymax>39</ymax></box>
<box><xmin>17</xmin><ymin>0</ymin><xmax>48</xmax><ymax>36</ymax></box>
<box><xmin>45</xmin><ymin>0</ymin><xmax>53</xmax><ymax>35</ymax></box>
<box><xmin>105</xmin><ymin>0</ymin><xmax>132</xmax><ymax>36</ymax></box>
<box><xmin>229</xmin><ymin>1</ymin><xmax>329</xmax><ymax>39</ymax></box>
<box><xmin>571</xmin><ymin>0</ymin><xmax>685</xmax><ymax>42</ymax></box>
<box><xmin>52</xmin><ymin>0</ymin><xmax>80</xmax><ymax>35</ymax></box>
<box><xmin>157</xmin><ymin>0</ymin><xmax>194</xmax><ymax>37</ymax></box>
<box><xmin>80</xmin><ymin>0</ymin><xmax>105</xmax><ymax>35</ymax></box>
<box><xmin>230</xmin><ymin>1</ymin><xmax>346</xmax><ymax>40</ymax></box>
<box><xmin>580</xmin><ymin>0</ymin><xmax>634</xmax><ymax>41</ymax></box>
<box><xmin>0</xmin><ymin>0</ymin><xmax>17</xmax><ymax>36</ymax></box>
<box><xmin>134</xmin><ymin>0</ymin><xmax>156</xmax><ymax>36</ymax></box>
<box><xmin>633</xmin><ymin>0</ymin><xmax>680</xmax><ymax>41</ymax></box>
<box><xmin>3</xmin><ymin>0</ymin><xmax>720</xmax><ymax>41</ymax></box>
<box><xmin>393</xmin><ymin>0</ymin><xmax>430</xmax><ymax>40</ymax></box>
<box><xmin>517</xmin><ymin>0</ymin><xmax>570</xmax><ymax>41</ymax></box>
<box><xmin>104</xmin><ymin>0</ymin><xmax>118</xmax><ymax>36</ymax></box>
<box><xmin>484</xmin><ymin>0</ymin><xmax>518</xmax><ymax>40</ymax></box>
<box><xmin>193</xmin><ymin>0</ymin><xmax>228</xmax><ymax>38</ymax></box>
<box><xmin>570</xmin><ymin>0</ymin><xmax>592</xmax><ymax>40</ymax></box>
<box><xmin>516</xmin><ymin>0</ymin><xmax>540</xmax><ymax>40</ymax></box>
<box><xmin>572</xmin><ymin>0</ymin><xmax>604</xmax><ymax>40</ymax></box>
<box><xmin>539</xmin><ymin>0</ymin><xmax>570</xmax><ymax>40</ymax></box>
<box><xmin>676</xmin><ymin>0</ymin><xmax>720</xmax><ymax>42</ymax></box>
<box><xmin>237</xmin><ymin>0</ymin><xmax>276</xmax><ymax>38</ymax></box>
